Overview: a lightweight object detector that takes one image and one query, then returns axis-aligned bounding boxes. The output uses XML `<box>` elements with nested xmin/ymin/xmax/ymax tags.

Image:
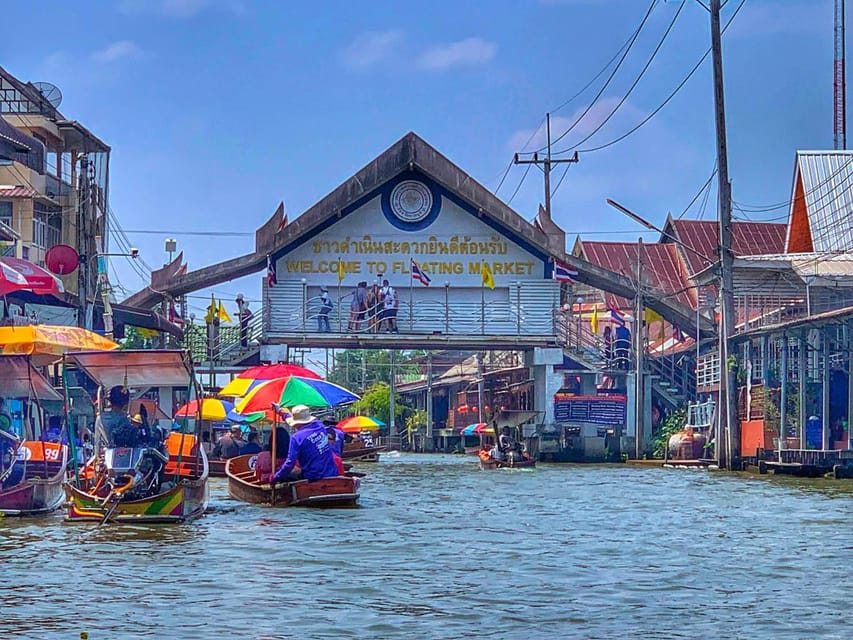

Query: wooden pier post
<box><xmin>798</xmin><ymin>330</ymin><xmax>807</xmax><ymax>447</ymax></box>
<box><xmin>822</xmin><ymin>327</ymin><xmax>831</xmax><ymax>450</ymax></box>
<box><xmin>779</xmin><ymin>332</ymin><xmax>788</xmax><ymax>454</ymax></box>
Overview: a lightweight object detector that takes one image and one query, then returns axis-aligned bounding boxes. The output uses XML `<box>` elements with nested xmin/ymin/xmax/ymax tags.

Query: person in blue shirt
<box><xmin>239</xmin><ymin>430</ymin><xmax>263</xmax><ymax>455</ymax></box>
<box><xmin>269</xmin><ymin>405</ymin><xmax>339</xmax><ymax>484</ymax></box>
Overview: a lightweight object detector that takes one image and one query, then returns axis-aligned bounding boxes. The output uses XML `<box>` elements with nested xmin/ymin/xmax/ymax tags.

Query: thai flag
<box><xmin>411</xmin><ymin>259</ymin><xmax>431</xmax><ymax>286</ymax></box>
<box><xmin>552</xmin><ymin>260</ymin><xmax>578</xmax><ymax>283</ymax></box>
<box><xmin>609</xmin><ymin>305</ymin><xmax>625</xmax><ymax>327</ymax></box>
<box><xmin>266</xmin><ymin>254</ymin><xmax>277</xmax><ymax>287</ymax></box>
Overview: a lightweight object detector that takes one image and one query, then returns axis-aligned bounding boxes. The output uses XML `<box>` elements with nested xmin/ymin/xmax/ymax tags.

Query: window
<box><xmin>0</xmin><ymin>201</ymin><xmax>11</xmax><ymax>228</ymax></box>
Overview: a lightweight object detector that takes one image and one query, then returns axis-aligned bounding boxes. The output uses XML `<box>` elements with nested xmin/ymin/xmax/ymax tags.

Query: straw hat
<box><xmin>286</xmin><ymin>405</ymin><xmax>316</xmax><ymax>427</ymax></box>
<box><xmin>131</xmin><ymin>414</ymin><xmax>143</xmax><ymax>424</ymax></box>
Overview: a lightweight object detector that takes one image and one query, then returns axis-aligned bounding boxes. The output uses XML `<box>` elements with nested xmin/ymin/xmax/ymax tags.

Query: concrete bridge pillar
<box><xmin>527</xmin><ymin>348</ymin><xmax>564</xmax><ymax>427</ymax></box>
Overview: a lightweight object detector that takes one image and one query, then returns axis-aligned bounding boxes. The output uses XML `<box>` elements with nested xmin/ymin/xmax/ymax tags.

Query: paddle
<box><xmin>270</xmin><ymin>403</ymin><xmax>278</xmax><ymax>505</ymax></box>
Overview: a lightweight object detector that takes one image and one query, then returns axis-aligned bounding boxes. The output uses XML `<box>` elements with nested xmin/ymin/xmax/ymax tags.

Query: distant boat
<box><xmin>0</xmin><ymin>441</ymin><xmax>68</xmax><ymax>516</ymax></box>
<box><xmin>477</xmin><ymin>448</ymin><xmax>536</xmax><ymax>470</ymax></box>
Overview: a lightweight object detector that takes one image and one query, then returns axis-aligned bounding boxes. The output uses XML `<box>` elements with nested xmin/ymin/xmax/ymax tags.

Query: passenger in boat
<box><xmin>240</xmin><ymin>431</ymin><xmax>263</xmax><ymax>455</ymax></box>
<box><xmin>213</xmin><ymin>425</ymin><xmax>243</xmax><ymax>459</ymax></box>
<box><xmin>255</xmin><ymin>426</ymin><xmax>289</xmax><ymax>482</ymax></box>
<box><xmin>95</xmin><ymin>385</ymin><xmax>135</xmax><ymax>450</ymax></box>
<box><xmin>200</xmin><ymin>431</ymin><xmax>213</xmax><ymax>457</ymax></box>
<box><xmin>269</xmin><ymin>405</ymin><xmax>339</xmax><ymax>484</ymax></box>
<box><xmin>325</xmin><ymin>427</ymin><xmax>346</xmax><ymax>474</ymax></box>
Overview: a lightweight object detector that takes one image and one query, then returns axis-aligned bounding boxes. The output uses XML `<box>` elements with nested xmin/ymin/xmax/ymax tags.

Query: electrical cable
<box><xmin>571</xmin><ymin>0</ymin><xmax>747</xmax><ymax>155</ymax></box>
<box><xmin>507</xmin><ymin>163</ymin><xmax>532</xmax><ymax>205</ymax></box>
<box><xmin>677</xmin><ymin>163</ymin><xmax>717</xmax><ymax>219</ymax></box>
<box><xmin>539</xmin><ymin>0</ymin><xmax>657</xmax><ymax>152</ymax></box>
<box><xmin>555</xmin><ymin>0</ymin><xmax>686</xmax><ymax>155</ymax></box>
<box><xmin>550</xmin><ymin>162</ymin><xmax>574</xmax><ymax>199</ymax></box>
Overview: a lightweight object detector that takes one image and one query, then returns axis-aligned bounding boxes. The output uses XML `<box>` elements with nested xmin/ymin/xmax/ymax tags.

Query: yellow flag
<box><xmin>205</xmin><ymin>295</ymin><xmax>217</xmax><ymax>324</ymax></box>
<box><xmin>481</xmin><ymin>261</ymin><xmax>495</xmax><ymax>289</ymax></box>
<box><xmin>218</xmin><ymin>300</ymin><xmax>233</xmax><ymax>324</ymax></box>
<box><xmin>644</xmin><ymin>308</ymin><xmax>665</xmax><ymax>342</ymax></box>
<box><xmin>590</xmin><ymin>306</ymin><xmax>599</xmax><ymax>334</ymax></box>
<box><xmin>338</xmin><ymin>257</ymin><xmax>345</xmax><ymax>283</ymax></box>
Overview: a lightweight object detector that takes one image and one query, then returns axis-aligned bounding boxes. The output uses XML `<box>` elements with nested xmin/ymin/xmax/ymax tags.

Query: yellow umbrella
<box><xmin>0</xmin><ymin>325</ymin><xmax>118</xmax><ymax>364</ymax></box>
<box><xmin>219</xmin><ymin>377</ymin><xmax>255</xmax><ymax>397</ymax></box>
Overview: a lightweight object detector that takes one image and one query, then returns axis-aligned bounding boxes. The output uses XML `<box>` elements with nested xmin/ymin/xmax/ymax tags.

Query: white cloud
<box><xmin>91</xmin><ymin>40</ymin><xmax>143</xmax><ymax>63</ymax></box>
<box><xmin>416</xmin><ymin>37</ymin><xmax>497</xmax><ymax>71</ymax></box>
<box><xmin>340</xmin><ymin>30</ymin><xmax>405</xmax><ymax>71</ymax></box>
<box><xmin>118</xmin><ymin>0</ymin><xmax>245</xmax><ymax>19</ymax></box>
<box><xmin>507</xmin><ymin>97</ymin><xmax>644</xmax><ymax>153</ymax></box>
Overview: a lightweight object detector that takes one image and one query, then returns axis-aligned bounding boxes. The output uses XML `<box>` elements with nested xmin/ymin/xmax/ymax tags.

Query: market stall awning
<box><xmin>0</xmin><ymin>355</ymin><xmax>62</xmax><ymax>401</ymax></box>
<box><xmin>0</xmin><ymin>325</ymin><xmax>118</xmax><ymax>365</ymax></box>
<box><xmin>66</xmin><ymin>349</ymin><xmax>194</xmax><ymax>389</ymax></box>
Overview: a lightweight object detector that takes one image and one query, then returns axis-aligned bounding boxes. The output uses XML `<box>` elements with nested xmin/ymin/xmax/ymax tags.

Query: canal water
<box><xmin>1</xmin><ymin>453</ymin><xmax>851</xmax><ymax>639</ymax></box>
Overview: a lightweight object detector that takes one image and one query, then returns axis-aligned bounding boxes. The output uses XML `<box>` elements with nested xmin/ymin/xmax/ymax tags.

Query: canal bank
<box><xmin>2</xmin><ymin>454</ymin><xmax>851</xmax><ymax>639</ymax></box>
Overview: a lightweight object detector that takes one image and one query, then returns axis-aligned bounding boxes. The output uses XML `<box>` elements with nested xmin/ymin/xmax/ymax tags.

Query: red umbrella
<box><xmin>0</xmin><ymin>260</ymin><xmax>28</xmax><ymax>296</ymax></box>
<box><xmin>236</xmin><ymin>363</ymin><xmax>321</xmax><ymax>380</ymax></box>
<box><xmin>0</xmin><ymin>257</ymin><xmax>64</xmax><ymax>296</ymax></box>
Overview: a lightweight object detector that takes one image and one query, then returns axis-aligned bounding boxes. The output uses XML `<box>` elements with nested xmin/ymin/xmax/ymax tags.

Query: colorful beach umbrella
<box><xmin>461</xmin><ymin>423</ymin><xmax>494</xmax><ymax>436</ymax></box>
<box><xmin>237</xmin><ymin>363</ymin><xmax>321</xmax><ymax>380</ymax></box>
<box><xmin>219</xmin><ymin>377</ymin><xmax>265</xmax><ymax>397</ymax></box>
<box><xmin>174</xmin><ymin>398</ymin><xmax>234</xmax><ymax>421</ymax></box>
<box><xmin>337</xmin><ymin>415</ymin><xmax>385</xmax><ymax>434</ymax></box>
<box><xmin>235</xmin><ymin>376</ymin><xmax>359</xmax><ymax>415</ymax></box>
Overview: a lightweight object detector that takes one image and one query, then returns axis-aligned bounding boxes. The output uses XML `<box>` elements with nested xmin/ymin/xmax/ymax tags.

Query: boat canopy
<box><xmin>65</xmin><ymin>350</ymin><xmax>194</xmax><ymax>389</ymax></box>
<box><xmin>0</xmin><ymin>355</ymin><xmax>62</xmax><ymax>401</ymax></box>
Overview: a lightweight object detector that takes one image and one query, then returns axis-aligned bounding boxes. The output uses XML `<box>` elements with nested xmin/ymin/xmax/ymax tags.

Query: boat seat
<box><xmin>21</xmin><ymin>461</ymin><xmax>64</xmax><ymax>480</ymax></box>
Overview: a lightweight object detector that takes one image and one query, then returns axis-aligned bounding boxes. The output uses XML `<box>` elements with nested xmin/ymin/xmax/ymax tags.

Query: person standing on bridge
<box><xmin>236</xmin><ymin>294</ymin><xmax>253</xmax><ymax>347</ymax></box>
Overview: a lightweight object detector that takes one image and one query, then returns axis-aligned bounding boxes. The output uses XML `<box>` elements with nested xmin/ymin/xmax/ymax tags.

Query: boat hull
<box><xmin>342</xmin><ymin>446</ymin><xmax>383</xmax><ymax>463</ymax></box>
<box><xmin>478</xmin><ymin>456</ymin><xmax>537</xmax><ymax>470</ymax></box>
<box><xmin>226</xmin><ymin>454</ymin><xmax>359</xmax><ymax>508</ymax></box>
<box><xmin>208</xmin><ymin>458</ymin><xmax>227</xmax><ymax>478</ymax></box>
<box><xmin>64</xmin><ymin>478</ymin><xmax>209</xmax><ymax>524</ymax></box>
<box><xmin>0</xmin><ymin>478</ymin><xmax>66</xmax><ymax>516</ymax></box>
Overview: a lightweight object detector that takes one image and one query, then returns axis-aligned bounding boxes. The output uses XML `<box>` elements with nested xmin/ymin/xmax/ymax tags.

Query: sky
<box><xmin>2</xmin><ymin>0</ymin><xmax>838</xmax><ymax>321</ymax></box>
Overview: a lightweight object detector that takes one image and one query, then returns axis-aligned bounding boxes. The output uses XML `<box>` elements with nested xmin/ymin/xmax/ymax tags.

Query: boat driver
<box><xmin>268</xmin><ymin>405</ymin><xmax>340</xmax><ymax>484</ymax></box>
<box><xmin>94</xmin><ymin>385</ymin><xmax>135</xmax><ymax>450</ymax></box>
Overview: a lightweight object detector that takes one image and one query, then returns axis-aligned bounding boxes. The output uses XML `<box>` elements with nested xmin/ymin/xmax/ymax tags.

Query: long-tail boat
<box><xmin>477</xmin><ymin>448</ymin><xmax>537</xmax><ymax>470</ymax></box>
<box><xmin>0</xmin><ymin>355</ymin><xmax>69</xmax><ymax>516</ymax></box>
<box><xmin>226</xmin><ymin>453</ymin><xmax>359</xmax><ymax>507</ymax></box>
<box><xmin>63</xmin><ymin>350</ymin><xmax>209</xmax><ymax>524</ymax></box>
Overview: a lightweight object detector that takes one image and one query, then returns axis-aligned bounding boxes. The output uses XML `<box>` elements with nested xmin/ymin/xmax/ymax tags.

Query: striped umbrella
<box><xmin>235</xmin><ymin>376</ymin><xmax>359</xmax><ymax>414</ymax></box>
<box><xmin>461</xmin><ymin>423</ymin><xmax>494</xmax><ymax>436</ymax></box>
<box><xmin>337</xmin><ymin>416</ymin><xmax>385</xmax><ymax>434</ymax></box>
<box><xmin>174</xmin><ymin>398</ymin><xmax>234</xmax><ymax>421</ymax></box>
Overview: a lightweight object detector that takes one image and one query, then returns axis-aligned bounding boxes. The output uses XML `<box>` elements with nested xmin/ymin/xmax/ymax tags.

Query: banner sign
<box><xmin>553</xmin><ymin>394</ymin><xmax>627</xmax><ymax>426</ymax></box>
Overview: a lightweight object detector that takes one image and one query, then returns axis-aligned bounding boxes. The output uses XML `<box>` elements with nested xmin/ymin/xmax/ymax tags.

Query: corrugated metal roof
<box><xmin>580</xmin><ymin>241</ymin><xmax>695</xmax><ymax>309</ymax></box>
<box><xmin>0</xmin><ymin>185</ymin><xmax>36</xmax><ymax>198</ymax></box>
<box><xmin>792</xmin><ymin>151</ymin><xmax>853</xmax><ymax>252</ymax></box>
<box><xmin>668</xmin><ymin>219</ymin><xmax>787</xmax><ymax>277</ymax></box>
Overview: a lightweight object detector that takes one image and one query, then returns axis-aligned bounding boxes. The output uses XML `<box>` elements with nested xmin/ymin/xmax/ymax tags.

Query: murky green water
<box><xmin>1</xmin><ymin>454</ymin><xmax>851</xmax><ymax>639</ymax></box>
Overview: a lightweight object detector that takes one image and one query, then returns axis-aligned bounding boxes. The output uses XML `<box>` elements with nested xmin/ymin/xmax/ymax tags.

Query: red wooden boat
<box><xmin>0</xmin><ymin>441</ymin><xmax>68</xmax><ymax>516</ymax></box>
<box><xmin>208</xmin><ymin>458</ymin><xmax>227</xmax><ymax>478</ymax></box>
<box><xmin>226</xmin><ymin>453</ymin><xmax>359</xmax><ymax>507</ymax></box>
<box><xmin>342</xmin><ymin>443</ymin><xmax>384</xmax><ymax>462</ymax></box>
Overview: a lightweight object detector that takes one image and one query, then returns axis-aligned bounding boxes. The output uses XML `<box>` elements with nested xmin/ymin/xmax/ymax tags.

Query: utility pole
<box><xmin>389</xmin><ymin>349</ymin><xmax>396</xmax><ymax>440</ymax></box>
<box><xmin>835</xmin><ymin>0</ymin><xmax>847</xmax><ymax>150</ymax></box>
<box><xmin>425</xmin><ymin>352</ymin><xmax>433</xmax><ymax>452</ymax></box>
<box><xmin>514</xmin><ymin>113</ymin><xmax>579</xmax><ymax>218</ymax></box>
<box><xmin>634</xmin><ymin>238</ymin><xmax>645</xmax><ymax>460</ymax></box>
<box><xmin>710</xmin><ymin>0</ymin><xmax>738</xmax><ymax>470</ymax></box>
<box><xmin>77</xmin><ymin>155</ymin><xmax>89</xmax><ymax>329</ymax></box>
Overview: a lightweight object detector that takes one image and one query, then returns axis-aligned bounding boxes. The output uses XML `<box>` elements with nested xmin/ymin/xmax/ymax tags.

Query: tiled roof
<box><xmin>790</xmin><ymin>150</ymin><xmax>853</xmax><ymax>252</ymax></box>
<box><xmin>579</xmin><ymin>241</ymin><xmax>695</xmax><ymax>309</ymax></box>
<box><xmin>667</xmin><ymin>219</ymin><xmax>787</xmax><ymax>277</ymax></box>
<box><xmin>0</xmin><ymin>185</ymin><xmax>36</xmax><ymax>198</ymax></box>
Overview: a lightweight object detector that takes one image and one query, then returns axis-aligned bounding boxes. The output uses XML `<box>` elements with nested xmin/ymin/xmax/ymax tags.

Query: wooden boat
<box><xmin>477</xmin><ymin>449</ymin><xmax>537</xmax><ymax>470</ymax></box>
<box><xmin>208</xmin><ymin>458</ymin><xmax>227</xmax><ymax>478</ymax></box>
<box><xmin>65</xmin><ymin>432</ymin><xmax>209</xmax><ymax>523</ymax></box>
<box><xmin>0</xmin><ymin>356</ymin><xmax>69</xmax><ymax>516</ymax></box>
<box><xmin>62</xmin><ymin>350</ymin><xmax>209</xmax><ymax>524</ymax></box>
<box><xmin>342</xmin><ymin>444</ymin><xmax>384</xmax><ymax>463</ymax></box>
<box><xmin>0</xmin><ymin>441</ymin><xmax>68</xmax><ymax>516</ymax></box>
<box><xmin>226</xmin><ymin>453</ymin><xmax>359</xmax><ymax>507</ymax></box>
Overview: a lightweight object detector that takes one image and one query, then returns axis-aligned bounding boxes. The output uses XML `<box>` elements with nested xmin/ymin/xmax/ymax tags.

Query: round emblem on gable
<box><xmin>389</xmin><ymin>181</ymin><xmax>433</xmax><ymax>223</ymax></box>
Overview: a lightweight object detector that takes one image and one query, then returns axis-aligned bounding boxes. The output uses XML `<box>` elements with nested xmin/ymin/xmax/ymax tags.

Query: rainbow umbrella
<box><xmin>337</xmin><ymin>416</ymin><xmax>385</xmax><ymax>434</ymax></box>
<box><xmin>235</xmin><ymin>376</ymin><xmax>359</xmax><ymax>414</ymax></box>
<box><xmin>461</xmin><ymin>423</ymin><xmax>494</xmax><ymax>436</ymax></box>
<box><xmin>221</xmin><ymin>363</ymin><xmax>322</xmax><ymax>397</ymax></box>
<box><xmin>219</xmin><ymin>377</ymin><xmax>266</xmax><ymax>397</ymax></box>
<box><xmin>174</xmin><ymin>398</ymin><xmax>234</xmax><ymax>421</ymax></box>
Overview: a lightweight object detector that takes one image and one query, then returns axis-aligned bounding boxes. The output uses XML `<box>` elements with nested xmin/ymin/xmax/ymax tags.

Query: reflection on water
<box><xmin>1</xmin><ymin>455</ymin><xmax>851</xmax><ymax>639</ymax></box>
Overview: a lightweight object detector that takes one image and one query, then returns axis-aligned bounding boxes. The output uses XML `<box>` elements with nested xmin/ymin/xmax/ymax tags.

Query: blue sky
<box><xmin>3</xmin><ymin>0</ymin><xmax>836</xmax><ymax>320</ymax></box>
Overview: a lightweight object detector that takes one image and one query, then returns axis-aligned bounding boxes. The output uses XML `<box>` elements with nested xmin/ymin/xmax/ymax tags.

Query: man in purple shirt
<box><xmin>270</xmin><ymin>405</ymin><xmax>340</xmax><ymax>484</ymax></box>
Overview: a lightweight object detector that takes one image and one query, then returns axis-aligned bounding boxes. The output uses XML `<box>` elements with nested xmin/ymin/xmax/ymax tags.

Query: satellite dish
<box><xmin>45</xmin><ymin>244</ymin><xmax>79</xmax><ymax>275</ymax></box>
<box><xmin>32</xmin><ymin>82</ymin><xmax>63</xmax><ymax>109</ymax></box>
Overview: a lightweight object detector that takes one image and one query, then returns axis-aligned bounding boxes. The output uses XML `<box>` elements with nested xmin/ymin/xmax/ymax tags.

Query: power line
<box><xmin>677</xmin><ymin>162</ymin><xmax>717</xmax><ymax>219</ymax></box>
<box><xmin>122</xmin><ymin>229</ymin><xmax>254</xmax><ymax>237</ymax></box>
<box><xmin>550</xmin><ymin>162</ymin><xmax>574</xmax><ymax>198</ymax></box>
<box><xmin>554</xmin><ymin>0</ymin><xmax>686</xmax><ymax>155</ymax></box>
<box><xmin>573</xmin><ymin>0</ymin><xmax>747</xmax><ymax>155</ymax></box>
<box><xmin>507</xmin><ymin>163</ymin><xmax>532</xmax><ymax>204</ymax></box>
<box><xmin>539</xmin><ymin>0</ymin><xmax>658</xmax><ymax>153</ymax></box>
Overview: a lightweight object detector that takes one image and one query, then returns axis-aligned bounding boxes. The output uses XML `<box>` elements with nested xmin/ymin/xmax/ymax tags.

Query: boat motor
<box><xmin>103</xmin><ymin>447</ymin><xmax>169</xmax><ymax>499</ymax></box>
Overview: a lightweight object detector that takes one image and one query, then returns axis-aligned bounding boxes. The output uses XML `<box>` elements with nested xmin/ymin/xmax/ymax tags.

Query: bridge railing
<box><xmin>265</xmin><ymin>294</ymin><xmax>559</xmax><ymax>337</ymax></box>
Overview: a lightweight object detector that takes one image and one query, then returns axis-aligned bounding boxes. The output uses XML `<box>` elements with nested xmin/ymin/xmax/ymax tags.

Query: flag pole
<box><xmin>480</xmin><ymin>260</ymin><xmax>485</xmax><ymax>334</ymax></box>
<box><xmin>409</xmin><ymin>258</ymin><xmax>414</xmax><ymax>332</ymax></box>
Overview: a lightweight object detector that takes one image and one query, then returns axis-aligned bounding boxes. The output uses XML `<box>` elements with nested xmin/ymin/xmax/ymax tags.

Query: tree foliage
<box><xmin>327</xmin><ymin>349</ymin><xmax>426</xmax><ymax>394</ymax></box>
<box><xmin>350</xmin><ymin>382</ymin><xmax>408</xmax><ymax>426</ymax></box>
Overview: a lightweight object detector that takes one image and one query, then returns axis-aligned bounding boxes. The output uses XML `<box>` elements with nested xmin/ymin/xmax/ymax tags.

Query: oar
<box><xmin>270</xmin><ymin>404</ymin><xmax>278</xmax><ymax>505</ymax></box>
<box><xmin>98</xmin><ymin>492</ymin><xmax>122</xmax><ymax>527</ymax></box>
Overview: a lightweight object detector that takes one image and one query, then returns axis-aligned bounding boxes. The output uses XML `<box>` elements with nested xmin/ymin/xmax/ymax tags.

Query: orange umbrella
<box><xmin>337</xmin><ymin>416</ymin><xmax>385</xmax><ymax>433</ymax></box>
<box><xmin>0</xmin><ymin>325</ymin><xmax>118</xmax><ymax>365</ymax></box>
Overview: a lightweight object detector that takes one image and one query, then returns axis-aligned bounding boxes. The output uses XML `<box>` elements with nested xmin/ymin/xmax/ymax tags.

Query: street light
<box><xmin>605</xmin><ymin>199</ymin><xmax>715</xmax><ymax>266</ymax></box>
<box><xmin>165</xmin><ymin>238</ymin><xmax>177</xmax><ymax>264</ymax></box>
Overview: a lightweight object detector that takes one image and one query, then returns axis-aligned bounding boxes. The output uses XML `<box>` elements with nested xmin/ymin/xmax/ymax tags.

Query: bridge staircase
<box><xmin>182</xmin><ymin>312</ymin><xmax>265</xmax><ymax>374</ymax></box>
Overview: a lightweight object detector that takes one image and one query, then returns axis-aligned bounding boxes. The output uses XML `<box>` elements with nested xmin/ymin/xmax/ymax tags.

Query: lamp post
<box><xmin>90</xmin><ymin>236</ymin><xmax>139</xmax><ymax>339</ymax></box>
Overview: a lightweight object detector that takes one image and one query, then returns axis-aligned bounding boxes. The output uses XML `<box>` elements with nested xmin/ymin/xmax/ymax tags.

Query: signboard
<box><xmin>277</xmin><ymin>179</ymin><xmax>544</xmax><ymax>288</ymax></box>
<box><xmin>553</xmin><ymin>394</ymin><xmax>627</xmax><ymax>427</ymax></box>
